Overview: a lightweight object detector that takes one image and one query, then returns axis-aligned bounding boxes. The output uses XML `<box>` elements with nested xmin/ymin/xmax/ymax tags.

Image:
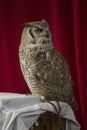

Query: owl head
<box><xmin>21</xmin><ymin>20</ymin><xmax>53</xmax><ymax>50</ymax></box>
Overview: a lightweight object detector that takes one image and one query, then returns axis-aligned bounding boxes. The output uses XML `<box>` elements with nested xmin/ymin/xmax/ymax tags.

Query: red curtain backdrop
<box><xmin>0</xmin><ymin>0</ymin><xmax>86</xmax><ymax>130</ymax></box>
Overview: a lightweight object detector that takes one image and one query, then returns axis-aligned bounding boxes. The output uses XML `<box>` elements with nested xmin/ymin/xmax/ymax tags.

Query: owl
<box><xmin>19</xmin><ymin>20</ymin><xmax>77</xmax><ymax>109</ymax></box>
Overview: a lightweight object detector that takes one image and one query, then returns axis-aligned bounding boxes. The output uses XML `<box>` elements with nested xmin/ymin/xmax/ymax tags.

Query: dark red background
<box><xmin>0</xmin><ymin>0</ymin><xmax>86</xmax><ymax>130</ymax></box>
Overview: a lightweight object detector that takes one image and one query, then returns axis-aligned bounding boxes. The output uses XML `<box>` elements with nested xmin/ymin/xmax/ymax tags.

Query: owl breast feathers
<box><xmin>19</xmin><ymin>20</ymin><xmax>77</xmax><ymax>109</ymax></box>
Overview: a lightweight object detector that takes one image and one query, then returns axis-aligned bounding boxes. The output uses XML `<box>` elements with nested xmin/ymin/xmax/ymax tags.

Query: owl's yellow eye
<box><xmin>35</xmin><ymin>28</ymin><xmax>43</xmax><ymax>33</ymax></box>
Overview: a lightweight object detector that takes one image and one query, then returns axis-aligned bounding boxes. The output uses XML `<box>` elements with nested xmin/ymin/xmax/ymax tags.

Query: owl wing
<box><xmin>36</xmin><ymin>49</ymin><xmax>72</xmax><ymax>89</ymax></box>
<box><xmin>35</xmin><ymin>49</ymin><xmax>77</xmax><ymax>108</ymax></box>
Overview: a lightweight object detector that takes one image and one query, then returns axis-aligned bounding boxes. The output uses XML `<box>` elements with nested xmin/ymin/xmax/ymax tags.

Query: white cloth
<box><xmin>0</xmin><ymin>93</ymin><xmax>80</xmax><ymax>130</ymax></box>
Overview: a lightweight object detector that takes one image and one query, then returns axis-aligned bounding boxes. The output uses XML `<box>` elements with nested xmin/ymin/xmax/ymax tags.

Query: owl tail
<box><xmin>70</xmin><ymin>97</ymin><xmax>78</xmax><ymax>110</ymax></box>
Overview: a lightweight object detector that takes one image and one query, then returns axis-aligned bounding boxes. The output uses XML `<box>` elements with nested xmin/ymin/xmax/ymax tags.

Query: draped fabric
<box><xmin>0</xmin><ymin>0</ymin><xmax>86</xmax><ymax>130</ymax></box>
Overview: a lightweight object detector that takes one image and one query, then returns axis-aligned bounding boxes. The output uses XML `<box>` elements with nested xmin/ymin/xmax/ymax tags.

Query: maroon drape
<box><xmin>0</xmin><ymin>0</ymin><xmax>86</xmax><ymax>130</ymax></box>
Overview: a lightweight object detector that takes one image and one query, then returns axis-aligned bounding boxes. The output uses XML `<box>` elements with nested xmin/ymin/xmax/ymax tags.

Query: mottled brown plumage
<box><xmin>19</xmin><ymin>20</ymin><xmax>77</xmax><ymax>109</ymax></box>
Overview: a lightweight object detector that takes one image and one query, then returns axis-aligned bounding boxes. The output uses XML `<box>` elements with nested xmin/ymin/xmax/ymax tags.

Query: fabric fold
<box><xmin>0</xmin><ymin>93</ymin><xmax>80</xmax><ymax>130</ymax></box>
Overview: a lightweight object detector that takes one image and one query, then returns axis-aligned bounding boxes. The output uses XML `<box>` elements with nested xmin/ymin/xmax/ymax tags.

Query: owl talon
<box><xmin>40</xmin><ymin>95</ymin><xmax>46</xmax><ymax>101</ymax></box>
<box><xmin>32</xmin><ymin>94</ymin><xmax>46</xmax><ymax>101</ymax></box>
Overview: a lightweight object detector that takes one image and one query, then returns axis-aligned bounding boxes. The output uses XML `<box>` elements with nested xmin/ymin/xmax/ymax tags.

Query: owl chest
<box><xmin>26</xmin><ymin>52</ymin><xmax>46</xmax><ymax>73</ymax></box>
<box><xmin>22</xmin><ymin>49</ymin><xmax>57</xmax><ymax>80</ymax></box>
<box><xmin>22</xmin><ymin>51</ymin><xmax>45</xmax><ymax>82</ymax></box>
<box><xmin>22</xmin><ymin>51</ymin><xmax>49</xmax><ymax>93</ymax></box>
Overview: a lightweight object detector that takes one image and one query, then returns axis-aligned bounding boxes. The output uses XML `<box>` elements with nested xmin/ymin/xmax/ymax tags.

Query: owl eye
<box><xmin>35</xmin><ymin>28</ymin><xmax>43</xmax><ymax>33</ymax></box>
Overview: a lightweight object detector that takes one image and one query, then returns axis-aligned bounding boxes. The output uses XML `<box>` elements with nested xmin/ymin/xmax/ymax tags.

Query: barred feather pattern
<box><xmin>19</xmin><ymin>20</ymin><xmax>77</xmax><ymax>109</ymax></box>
